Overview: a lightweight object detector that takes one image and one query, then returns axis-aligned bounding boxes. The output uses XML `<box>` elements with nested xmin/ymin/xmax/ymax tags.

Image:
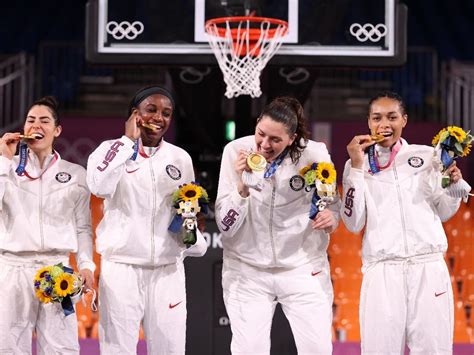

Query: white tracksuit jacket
<box><xmin>215</xmin><ymin>136</ymin><xmax>341</xmax><ymax>268</ymax></box>
<box><xmin>341</xmin><ymin>139</ymin><xmax>461</xmax><ymax>268</ymax></box>
<box><xmin>0</xmin><ymin>151</ymin><xmax>94</xmax><ymax>270</ymax></box>
<box><xmin>86</xmin><ymin>136</ymin><xmax>206</xmax><ymax>266</ymax></box>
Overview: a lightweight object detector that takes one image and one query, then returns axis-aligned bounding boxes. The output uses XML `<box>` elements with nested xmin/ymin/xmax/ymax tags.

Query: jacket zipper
<box><xmin>149</xmin><ymin>159</ymin><xmax>156</xmax><ymax>263</ymax></box>
<box><xmin>39</xmin><ymin>177</ymin><xmax>44</xmax><ymax>249</ymax></box>
<box><xmin>269</xmin><ymin>183</ymin><xmax>277</xmax><ymax>265</ymax></box>
<box><xmin>393</xmin><ymin>164</ymin><xmax>408</xmax><ymax>254</ymax></box>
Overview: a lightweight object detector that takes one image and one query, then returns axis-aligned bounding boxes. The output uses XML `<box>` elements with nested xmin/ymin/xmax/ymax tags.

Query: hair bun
<box><xmin>35</xmin><ymin>96</ymin><xmax>59</xmax><ymax>111</ymax></box>
<box><xmin>29</xmin><ymin>96</ymin><xmax>60</xmax><ymax>126</ymax></box>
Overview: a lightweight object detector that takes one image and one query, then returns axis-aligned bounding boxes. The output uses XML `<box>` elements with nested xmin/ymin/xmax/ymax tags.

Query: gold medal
<box><xmin>370</xmin><ymin>131</ymin><xmax>385</xmax><ymax>143</ymax></box>
<box><xmin>20</xmin><ymin>133</ymin><xmax>42</xmax><ymax>140</ymax></box>
<box><xmin>141</xmin><ymin>122</ymin><xmax>159</xmax><ymax>131</ymax></box>
<box><xmin>246</xmin><ymin>153</ymin><xmax>267</xmax><ymax>172</ymax></box>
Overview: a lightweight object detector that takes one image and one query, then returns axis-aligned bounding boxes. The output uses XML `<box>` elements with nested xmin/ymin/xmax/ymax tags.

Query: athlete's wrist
<box><xmin>237</xmin><ymin>182</ymin><xmax>250</xmax><ymax>198</ymax></box>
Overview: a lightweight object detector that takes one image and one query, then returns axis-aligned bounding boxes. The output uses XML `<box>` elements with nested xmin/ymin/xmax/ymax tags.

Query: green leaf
<box><xmin>454</xmin><ymin>142</ymin><xmax>463</xmax><ymax>153</ymax></box>
<box><xmin>442</xmin><ymin>176</ymin><xmax>451</xmax><ymax>188</ymax></box>
<box><xmin>440</xmin><ymin>131</ymin><xmax>450</xmax><ymax>142</ymax></box>
<box><xmin>466</xmin><ymin>133</ymin><xmax>473</xmax><ymax>144</ymax></box>
<box><xmin>182</xmin><ymin>230</ymin><xmax>197</xmax><ymax>245</ymax></box>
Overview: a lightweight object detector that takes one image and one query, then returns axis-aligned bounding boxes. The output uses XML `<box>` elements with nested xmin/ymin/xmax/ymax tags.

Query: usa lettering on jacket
<box><xmin>344</xmin><ymin>187</ymin><xmax>355</xmax><ymax>217</ymax></box>
<box><xmin>97</xmin><ymin>141</ymin><xmax>124</xmax><ymax>172</ymax></box>
<box><xmin>221</xmin><ymin>209</ymin><xmax>239</xmax><ymax>231</ymax></box>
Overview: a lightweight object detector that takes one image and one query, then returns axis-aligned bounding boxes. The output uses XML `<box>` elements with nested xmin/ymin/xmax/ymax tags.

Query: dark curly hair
<box><xmin>257</xmin><ymin>96</ymin><xmax>309</xmax><ymax>164</ymax></box>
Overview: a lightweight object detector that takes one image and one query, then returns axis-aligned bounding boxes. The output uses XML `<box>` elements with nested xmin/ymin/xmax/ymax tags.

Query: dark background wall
<box><xmin>2</xmin><ymin>1</ymin><xmax>474</xmax><ymax>60</ymax></box>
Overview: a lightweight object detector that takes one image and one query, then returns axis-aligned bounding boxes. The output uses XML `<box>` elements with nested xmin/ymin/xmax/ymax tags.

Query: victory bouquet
<box><xmin>432</xmin><ymin>126</ymin><xmax>472</xmax><ymax>191</ymax></box>
<box><xmin>299</xmin><ymin>162</ymin><xmax>337</xmax><ymax>219</ymax></box>
<box><xmin>33</xmin><ymin>263</ymin><xmax>83</xmax><ymax>316</ymax></box>
<box><xmin>168</xmin><ymin>182</ymin><xmax>209</xmax><ymax>245</ymax></box>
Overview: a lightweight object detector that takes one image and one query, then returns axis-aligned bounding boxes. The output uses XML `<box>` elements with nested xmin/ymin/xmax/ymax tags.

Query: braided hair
<box><xmin>368</xmin><ymin>91</ymin><xmax>407</xmax><ymax>116</ymax></box>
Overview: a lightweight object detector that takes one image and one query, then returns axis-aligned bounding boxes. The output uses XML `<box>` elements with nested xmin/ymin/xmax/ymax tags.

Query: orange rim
<box><xmin>205</xmin><ymin>16</ymin><xmax>288</xmax><ymax>41</ymax></box>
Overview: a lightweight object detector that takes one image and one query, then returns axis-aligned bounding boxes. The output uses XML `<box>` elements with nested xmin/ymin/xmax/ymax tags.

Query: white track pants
<box><xmin>99</xmin><ymin>259</ymin><xmax>187</xmax><ymax>355</ymax></box>
<box><xmin>0</xmin><ymin>256</ymin><xmax>79</xmax><ymax>355</ymax></box>
<box><xmin>222</xmin><ymin>257</ymin><xmax>333</xmax><ymax>355</ymax></box>
<box><xmin>360</xmin><ymin>253</ymin><xmax>453</xmax><ymax>355</ymax></box>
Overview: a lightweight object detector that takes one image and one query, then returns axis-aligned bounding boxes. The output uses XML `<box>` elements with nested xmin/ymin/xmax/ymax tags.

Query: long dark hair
<box><xmin>28</xmin><ymin>96</ymin><xmax>60</xmax><ymax>126</ymax></box>
<box><xmin>257</xmin><ymin>96</ymin><xmax>309</xmax><ymax>164</ymax></box>
<box><xmin>368</xmin><ymin>91</ymin><xmax>407</xmax><ymax>116</ymax></box>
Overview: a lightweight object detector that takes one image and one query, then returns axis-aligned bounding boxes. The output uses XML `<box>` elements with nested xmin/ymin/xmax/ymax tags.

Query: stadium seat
<box><xmin>77</xmin><ymin>319</ymin><xmax>87</xmax><ymax>339</ymax></box>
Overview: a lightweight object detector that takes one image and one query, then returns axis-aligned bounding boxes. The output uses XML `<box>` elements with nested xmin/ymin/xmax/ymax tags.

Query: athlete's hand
<box><xmin>79</xmin><ymin>268</ymin><xmax>95</xmax><ymax>291</ymax></box>
<box><xmin>0</xmin><ymin>132</ymin><xmax>21</xmax><ymax>160</ymax></box>
<box><xmin>125</xmin><ymin>109</ymin><xmax>142</xmax><ymax>141</ymax></box>
<box><xmin>311</xmin><ymin>208</ymin><xmax>337</xmax><ymax>233</ymax></box>
<box><xmin>235</xmin><ymin>149</ymin><xmax>251</xmax><ymax>197</ymax></box>
<box><xmin>445</xmin><ymin>161</ymin><xmax>463</xmax><ymax>183</ymax></box>
<box><xmin>197</xmin><ymin>212</ymin><xmax>206</xmax><ymax>232</ymax></box>
<box><xmin>234</xmin><ymin>149</ymin><xmax>251</xmax><ymax>176</ymax></box>
<box><xmin>347</xmin><ymin>134</ymin><xmax>376</xmax><ymax>169</ymax></box>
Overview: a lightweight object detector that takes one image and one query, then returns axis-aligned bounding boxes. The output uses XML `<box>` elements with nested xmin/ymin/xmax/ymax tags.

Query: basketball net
<box><xmin>205</xmin><ymin>16</ymin><xmax>288</xmax><ymax>98</ymax></box>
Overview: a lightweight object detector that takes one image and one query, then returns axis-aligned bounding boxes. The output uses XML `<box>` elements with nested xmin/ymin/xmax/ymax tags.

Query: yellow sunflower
<box><xmin>178</xmin><ymin>184</ymin><xmax>202</xmax><ymax>202</ymax></box>
<box><xmin>35</xmin><ymin>266</ymin><xmax>52</xmax><ymax>281</ymax></box>
<box><xmin>299</xmin><ymin>164</ymin><xmax>312</xmax><ymax>176</ymax></box>
<box><xmin>462</xmin><ymin>143</ymin><xmax>472</xmax><ymax>157</ymax></box>
<box><xmin>432</xmin><ymin>128</ymin><xmax>447</xmax><ymax>146</ymax></box>
<box><xmin>447</xmin><ymin>126</ymin><xmax>467</xmax><ymax>143</ymax></box>
<box><xmin>35</xmin><ymin>290</ymin><xmax>52</xmax><ymax>304</ymax></box>
<box><xmin>53</xmin><ymin>273</ymin><xmax>75</xmax><ymax>297</ymax></box>
<box><xmin>315</xmin><ymin>162</ymin><xmax>336</xmax><ymax>184</ymax></box>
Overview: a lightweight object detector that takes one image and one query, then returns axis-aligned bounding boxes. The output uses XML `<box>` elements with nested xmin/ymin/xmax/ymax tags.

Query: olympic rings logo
<box><xmin>54</xmin><ymin>137</ymin><xmax>98</xmax><ymax>167</ymax></box>
<box><xmin>106</xmin><ymin>21</ymin><xmax>144</xmax><ymax>40</ymax></box>
<box><xmin>278</xmin><ymin>68</ymin><xmax>310</xmax><ymax>85</ymax></box>
<box><xmin>179</xmin><ymin>67</ymin><xmax>212</xmax><ymax>84</ymax></box>
<box><xmin>349</xmin><ymin>23</ymin><xmax>387</xmax><ymax>43</ymax></box>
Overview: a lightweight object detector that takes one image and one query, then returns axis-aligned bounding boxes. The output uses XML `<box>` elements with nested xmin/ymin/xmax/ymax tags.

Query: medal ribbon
<box><xmin>130</xmin><ymin>139</ymin><xmax>162</xmax><ymax>161</ymax></box>
<box><xmin>263</xmin><ymin>149</ymin><xmax>289</xmax><ymax>179</ymax></box>
<box><xmin>130</xmin><ymin>140</ymin><xmax>139</xmax><ymax>161</ymax></box>
<box><xmin>15</xmin><ymin>143</ymin><xmax>59</xmax><ymax>180</ymax></box>
<box><xmin>15</xmin><ymin>143</ymin><xmax>28</xmax><ymax>175</ymax></box>
<box><xmin>368</xmin><ymin>139</ymin><xmax>402</xmax><ymax>174</ymax></box>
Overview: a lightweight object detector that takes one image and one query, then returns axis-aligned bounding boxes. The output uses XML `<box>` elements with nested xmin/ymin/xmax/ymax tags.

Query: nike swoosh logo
<box><xmin>126</xmin><ymin>168</ymin><xmax>140</xmax><ymax>173</ymax></box>
<box><xmin>311</xmin><ymin>271</ymin><xmax>322</xmax><ymax>276</ymax></box>
<box><xmin>169</xmin><ymin>301</ymin><xmax>183</xmax><ymax>309</ymax></box>
<box><xmin>435</xmin><ymin>291</ymin><xmax>447</xmax><ymax>297</ymax></box>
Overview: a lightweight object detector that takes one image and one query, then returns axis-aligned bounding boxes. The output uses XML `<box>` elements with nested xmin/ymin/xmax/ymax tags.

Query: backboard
<box><xmin>86</xmin><ymin>0</ymin><xmax>407</xmax><ymax>66</ymax></box>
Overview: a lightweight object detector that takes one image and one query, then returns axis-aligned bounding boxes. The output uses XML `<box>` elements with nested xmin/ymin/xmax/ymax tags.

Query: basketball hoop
<box><xmin>205</xmin><ymin>16</ymin><xmax>288</xmax><ymax>98</ymax></box>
